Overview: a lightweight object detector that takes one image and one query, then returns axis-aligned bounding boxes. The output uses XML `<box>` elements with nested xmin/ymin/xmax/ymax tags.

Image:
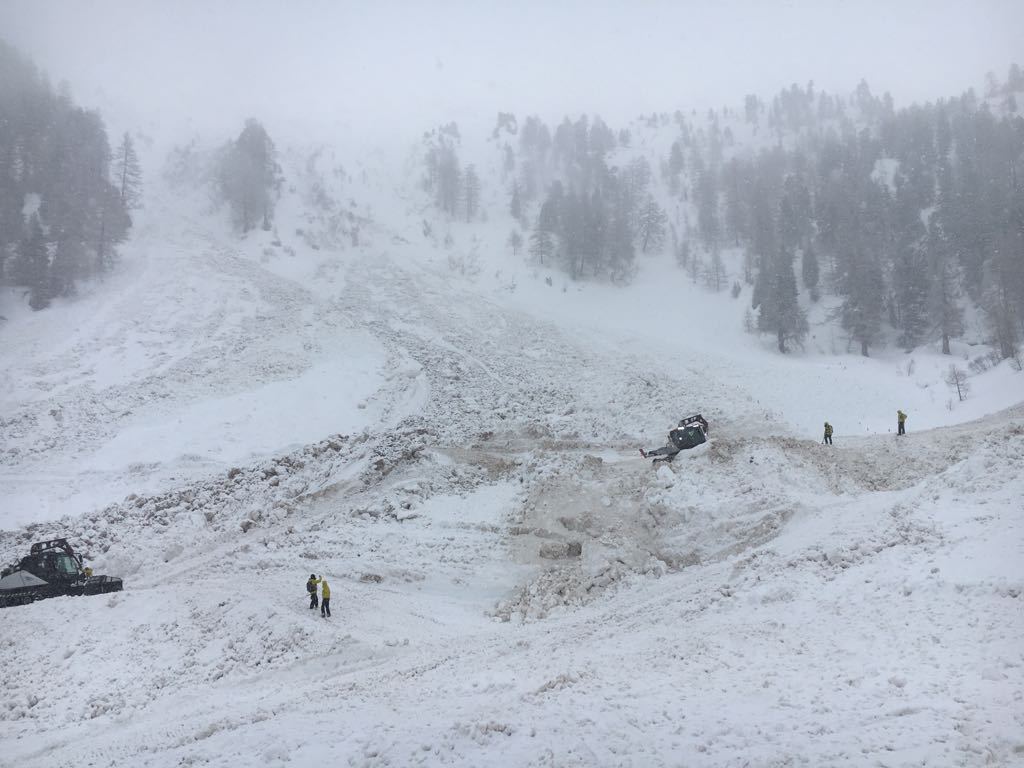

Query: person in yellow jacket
<box><xmin>319</xmin><ymin>577</ymin><xmax>331</xmax><ymax>618</ymax></box>
<box><xmin>897</xmin><ymin>409</ymin><xmax>907</xmax><ymax>436</ymax></box>
<box><xmin>823</xmin><ymin>422</ymin><xmax>833</xmax><ymax>445</ymax></box>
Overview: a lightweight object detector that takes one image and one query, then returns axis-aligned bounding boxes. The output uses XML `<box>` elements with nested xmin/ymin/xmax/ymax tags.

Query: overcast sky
<box><xmin>1</xmin><ymin>0</ymin><xmax>1020</xmax><ymax>142</ymax></box>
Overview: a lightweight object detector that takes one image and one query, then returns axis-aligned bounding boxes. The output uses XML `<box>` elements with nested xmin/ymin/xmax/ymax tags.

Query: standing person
<box><xmin>320</xmin><ymin>577</ymin><xmax>331</xmax><ymax>618</ymax></box>
<box><xmin>306</xmin><ymin>574</ymin><xmax>320</xmax><ymax>610</ymax></box>
<box><xmin>897</xmin><ymin>409</ymin><xmax>907</xmax><ymax>436</ymax></box>
<box><xmin>823</xmin><ymin>422</ymin><xmax>833</xmax><ymax>445</ymax></box>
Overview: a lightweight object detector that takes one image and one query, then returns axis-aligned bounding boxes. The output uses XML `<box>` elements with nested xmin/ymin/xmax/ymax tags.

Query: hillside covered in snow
<box><xmin>1</xmin><ymin>25</ymin><xmax>1023</xmax><ymax>768</ymax></box>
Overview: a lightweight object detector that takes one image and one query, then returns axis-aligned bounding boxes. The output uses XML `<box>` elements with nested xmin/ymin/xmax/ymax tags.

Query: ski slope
<box><xmin>1</xmin><ymin>142</ymin><xmax>1023</xmax><ymax>767</ymax></box>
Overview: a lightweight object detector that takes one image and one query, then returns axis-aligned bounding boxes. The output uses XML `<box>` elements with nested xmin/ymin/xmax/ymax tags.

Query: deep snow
<box><xmin>1</xmin><ymin>138</ymin><xmax>1022</xmax><ymax>767</ymax></box>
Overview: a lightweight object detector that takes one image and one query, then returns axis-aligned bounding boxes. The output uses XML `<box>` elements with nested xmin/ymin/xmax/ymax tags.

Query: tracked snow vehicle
<box><xmin>640</xmin><ymin>414</ymin><xmax>709</xmax><ymax>464</ymax></box>
<box><xmin>0</xmin><ymin>538</ymin><xmax>122</xmax><ymax>608</ymax></box>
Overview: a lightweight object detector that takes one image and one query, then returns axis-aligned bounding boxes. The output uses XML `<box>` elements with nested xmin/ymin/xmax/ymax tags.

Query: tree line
<box><xmin>687</xmin><ymin>71</ymin><xmax>1024</xmax><ymax>359</ymax></box>
<box><xmin>507</xmin><ymin>114</ymin><xmax>666</xmax><ymax>282</ymax></box>
<box><xmin>0</xmin><ymin>41</ymin><xmax>137</xmax><ymax>309</ymax></box>
<box><xmin>440</xmin><ymin>66</ymin><xmax>1021</xmax><ymax>361</ymax></box>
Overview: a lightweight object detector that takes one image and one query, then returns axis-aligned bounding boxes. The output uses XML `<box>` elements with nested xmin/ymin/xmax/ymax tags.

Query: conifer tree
<box><xmin>636</xmin><ymin>196</ymin><xmax>667</xmax><ymax>253</ymax></box>
<box><xmin>754</xmin><ymin>243</ymin><xmax>807</xmax><ymax>352</ymax></box>
<box><xmin>49</xmin><ymin>235</ymin><xmax>85</xmax><ymax>297</ymax></box>
<box><xmin>928</xmin><ymin>242</ymin><xmax>964</xmax><ymax>355</ymax></box>
<box><xmin>840</xmin><ymin>249</ymin><xmax>885</xmax><ymax>356</ymax></box>
<box><xmin>509</xmin><ymin>181</ymin><xmax>522</xmax><ymax>221</ymax></box>
<box><xmin>801</xmin><ymin>245</ymin><xmax>820</xmax><ymax>300</ymax></box>
<box><xmin>894</xmin><ymin>243</ymin><xmax>930</xmax><ymax>350</ymax></box>
<box><xmin>219</xmin><ymin>118</ymin><xmax>278</xmax><ymax>232</ymax></box>
<box><xmin>705</xmin><ymin>248</ymin><xmax>726</xmax><ymax>292</ymax></box>
<box><xmin>463</xmin><ymin>164</ymin><xmax>480</xmax><ymax>222</ymax></box>
<box><xmin>507</xmin><ymin>230</ymin><xmax>523</xmax><ymax>256</ymax></box>
<box><xmin>16</xmin><ymin>215</ymin><xmax>51</xmax><ymax>310</ymax></box>
<box><xmin>529</xmin><ymin>228</ymin><xmax>555</xmax><ymax>266</ymax></box>
<box><xmin>112</xmin><ymin>132</ymin><xmax>143</xmax><ymax>209</ymax></box>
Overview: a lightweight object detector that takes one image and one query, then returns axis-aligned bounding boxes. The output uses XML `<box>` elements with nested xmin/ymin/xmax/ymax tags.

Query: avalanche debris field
<box><xmin>2</xmin><ymin>204</ymin><xmax>1022</xmax><ymax>768</ymax></box>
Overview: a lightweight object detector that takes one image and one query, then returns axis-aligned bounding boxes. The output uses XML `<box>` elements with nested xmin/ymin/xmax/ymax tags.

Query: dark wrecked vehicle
<box><xmin>640</xmin><ymin>414</ymin><xmax>708</xmax><ymax>464</ymax></box>
<box><xmin>0</xmin><ymin>538</ymin><xmax>123</xmax><ymax>608</ymax></box>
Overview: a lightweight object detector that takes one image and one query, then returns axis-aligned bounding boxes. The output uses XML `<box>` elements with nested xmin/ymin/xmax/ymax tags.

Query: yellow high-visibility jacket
<box><xmin>320</xmin><ymin>580</ymin><xmax>331</xmax><ymax>599</ymax></box>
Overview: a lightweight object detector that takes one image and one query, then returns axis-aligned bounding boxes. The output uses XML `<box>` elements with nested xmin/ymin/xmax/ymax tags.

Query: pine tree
<box><xmin>840</xmin><ymin>249</ymin><xmax>885</xmax><ymax>356</ymax></box>
<box><xmin>437</xmin><ymin>145</ymin><xmax>460</xmax><ymax>215</ymax></box>
<box><xmin>463</xmin><ymin>164</ymin><xmax>480</xmax><ymax>222</ymax></box>
<box><xmin>509</xmin><ymin>181</ymin><xmax>522</xmax><ymax>221</ymax></box>
<box><xmin>49</xmin><ymin>235</ymin><xmax>85</xmax><ymax>297</ymax></box>
<box><xmin>982</xmin><ymin>259</ymin><xmax>1020</xmax><ymax>359</ymax></box>
<box><xmin>16</xmin><ymin>215</ymin><xmax>51</xmax><ymax>309</ymax></box>
<box><xmin>607</xmin><ymin>187</ymin><xmax>636</xmax><ymax>283</ymax></box>
<box><xmin>754</xmin><ymin>244</ymin><xmax>807</xmax><ymax>352</ymax></box>
<box><xmin>529</xmin><ymin>228</ymin><xmax>555</xmax><ymax>266</ymax></box>
<box><xmin>928</xmin><ymin>252</ymin><xmax>964</xmax><ymax>355</ymax></box>
<box><xmin>667</xmin><ymin>141</ymin><xmax>684</xmax><ymax>196</ymax></box>
<box><xmin>507</xmin><ymin>230</ymin><xmax>523</xmax><ymax>256</ymax></box>
<box><xmin>894</xmin><ymin>243</ymin><xmax>931</xmax><ymax>350</ymax></box>
<box><xmin>219</xmin><ymin>118</ymin><xmax>278</xmax><ymax>232</ymax></box>
<box><xmin>705</xmin><ymin>249</ymin><xmax>726</xmax><ymax>292</ymax></box>
<box><xmin>695</xmin><ymin>164</ymin><xmax>720</xmax><ymax>251</ymax></box>
<box><xmin>9</xmin><ymin>218</ymin><xmax>35</xmax><ymax>288</ymax></box>
<box><xmin>636</xmin><ymin>196</ymin><xmax>667</xmax><ymax>253</ymax></box>
<box><xmin>801</xmin><ymin>245</ymin><xmax>820</xmax><ymax>300</ymax></box>
<box><xmin>112</xmin><ymin>132</ymin><xmax>142</xmax><ymax>209</ymax></box>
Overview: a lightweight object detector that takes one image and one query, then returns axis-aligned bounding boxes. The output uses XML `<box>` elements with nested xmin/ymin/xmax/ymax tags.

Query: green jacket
<box><xmin>897</xmin><ymin>410</ymin><xmax>907</xmax><ymax>423</ymax></box>
<box><xmin>824</xmin><ymin>423</ymin><xmax>833</xmax><ymax>436</ymax></box>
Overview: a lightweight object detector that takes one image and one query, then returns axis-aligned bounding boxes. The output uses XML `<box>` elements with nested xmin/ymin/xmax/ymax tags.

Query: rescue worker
<box><xmin>320</xmin><ymin>577</ymin><xmax>331</xmax><ymax>618</ymax></box>
<box><xmin>897</xmin><ymin>409</ymin><xmax>907</xmax><ymax>436</ymax></box>
<box><xmin>823</xmin><ymin>421</ymin><xmax>833</xmax><ymax>445</ymax></box>
<box><xmin>306</xmin><ymin>574</ymin><xmax>320</xmax><ymax>610</ymax></box>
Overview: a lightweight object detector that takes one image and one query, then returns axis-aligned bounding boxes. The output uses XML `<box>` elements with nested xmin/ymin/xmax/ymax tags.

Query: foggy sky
<box><xmin>1</xmin><ymin>0</ymin><xmax>1021</xmax><ymax>142</ymax></box>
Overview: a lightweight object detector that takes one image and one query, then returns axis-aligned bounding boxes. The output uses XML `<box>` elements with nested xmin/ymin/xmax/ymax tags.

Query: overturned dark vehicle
<box><xmin>0</xmin><ymin>538</ymin><xmax>123</xmax><ymax>608</ymax></box>
<box><xmin>641</xmin><ymin>414</ymin><xmax>708</xmax><ymax>464</ymax></box>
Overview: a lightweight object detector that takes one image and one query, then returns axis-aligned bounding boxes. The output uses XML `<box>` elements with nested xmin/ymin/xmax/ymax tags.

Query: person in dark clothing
<box><xmin>897</xmin><ymin>410</ymin><xmax>907</xmax><ymax>436</ymax></box>
<box><xmin>307</xmin><ymin>574</ymin><xmax>320</xmax><ymax>609</ymax></box>
<box><xmin>823</xmin><ymin>422</ymin><xmax>833</xmax><ymax>445</ymax></box>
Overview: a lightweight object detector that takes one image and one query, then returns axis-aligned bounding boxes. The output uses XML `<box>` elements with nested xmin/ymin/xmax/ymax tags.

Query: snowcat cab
<box><xmin>0</xmin><ymin>538</ymin><xmax>123</xmax><ymax>608</ymax></box>
<box><xmin>643</xmin><ymin>414</ymin><xmax>709</xmax><ymax>464</ymax></box>
<box><xmin>669</xmin><ymin>414</ymin><xmax>708</xmax><ymax>451</ymax></box>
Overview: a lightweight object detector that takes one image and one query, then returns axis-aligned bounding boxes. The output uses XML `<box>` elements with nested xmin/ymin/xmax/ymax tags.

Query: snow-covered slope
<box><xmin>1</xmin><ymin>141</ymin><xmax>1022</xmax><ymax>767</ymax></box>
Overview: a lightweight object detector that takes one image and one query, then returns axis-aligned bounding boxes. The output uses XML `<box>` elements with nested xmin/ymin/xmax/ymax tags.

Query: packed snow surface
<box><xmin>1</xmin><ymin>169</ymin><xmax>1022</xmax><ymax>767</ymax></box>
